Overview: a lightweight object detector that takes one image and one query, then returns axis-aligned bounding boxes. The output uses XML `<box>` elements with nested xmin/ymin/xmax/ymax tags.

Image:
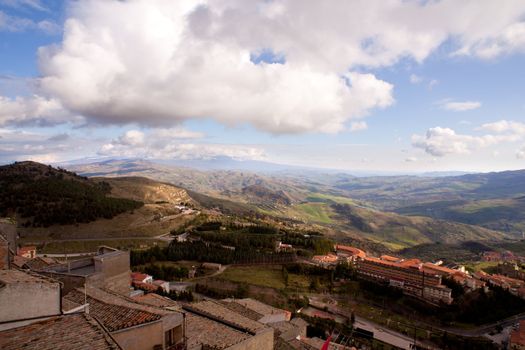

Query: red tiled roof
<box><xmin>18</xmin><ymin>246</ymin><xmax>36</xmax><ymax>253</ymax></box>
<box><xmin>0</xmin><ymin>313</ymin><xmax>121</xmax><ymax>350</ymax></box>
<box><xmin>312</xmin><ymin>254</ymin><xmax>338</xmax><ymax>263</ymax></box>
<box><xmin>422</xmin><ymin>263</ymin><xmax>457</xmax><ymax>275</ymax></box>
<box><xmin>335</xmin><ymin>245</ymin><xmax>366</xmax><ymax>258</ymax></box>
<box><xmin>133</xmin><ymin>281</ymin><xmax>159</xmax><ymax>292</ymax></box>
<box><xmin>64</xmin><ymin>290</ymin><xmax>161</xmax><ymax>332</ymax></box>
<box><xmin>380</xmin><ymin>255</ymin><xmax>400</xmax><ymax>262</ymax></box>
<box><xmin>131</xmin><ymin>272</ymin><xmax>150</xmax><ymax>281</ymax></box>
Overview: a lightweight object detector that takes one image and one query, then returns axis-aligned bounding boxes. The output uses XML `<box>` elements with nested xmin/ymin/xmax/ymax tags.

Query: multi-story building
<box><xmin>356</xmin><ymin>255</ymin><xmax>453</xmax><ymax>304</ymax></box>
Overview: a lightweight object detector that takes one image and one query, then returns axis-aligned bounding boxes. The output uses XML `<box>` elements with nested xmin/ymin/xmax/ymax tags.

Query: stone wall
<box><xmin>111</xmin><ymin>320</ymin><xmax>164</xmax><ymax>350</ymax></box>
<box><xmin>226</xmin><ymin>328</ymin><xmax>274</xmax><ymax>350</ymax></box>
<box><xmin>0</xmin><ymin>280</ymin><xmax>61</xmax><ymax>324</ymax></box>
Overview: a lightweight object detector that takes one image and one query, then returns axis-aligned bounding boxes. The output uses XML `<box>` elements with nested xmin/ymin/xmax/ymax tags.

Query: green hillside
<box><xmin>0</xmin><ymin>161</ymin><xmax>143</xmax><ymax>227</ymax></box>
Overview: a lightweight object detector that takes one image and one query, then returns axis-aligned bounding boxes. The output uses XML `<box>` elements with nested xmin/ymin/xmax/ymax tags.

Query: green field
<box><xmin>286</xmin><ymin>202</ymin><xmax>334</xmax><ymax>224</ymax></box>
<box><xmin>219</xmin><ymin>265</ymin><xmax>311</xmax><ymax>290</ymax></box>
<box><xmin>306</xmin><ymin>193</ymin><xmax>358</xmax><ymax>205</ymax></box>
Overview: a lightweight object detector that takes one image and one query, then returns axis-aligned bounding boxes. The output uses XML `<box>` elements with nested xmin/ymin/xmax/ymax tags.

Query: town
<box><xmin>3</xmin><ymin>217</ymin><xmax>525</xmax><ymax>350</ymax></box>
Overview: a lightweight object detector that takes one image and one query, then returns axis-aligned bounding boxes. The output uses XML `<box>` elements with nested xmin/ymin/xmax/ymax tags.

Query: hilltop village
<box><xmin>4</xmin><ymin>217</ymin><xmax>525</xmax><ymax>350</ymax></box>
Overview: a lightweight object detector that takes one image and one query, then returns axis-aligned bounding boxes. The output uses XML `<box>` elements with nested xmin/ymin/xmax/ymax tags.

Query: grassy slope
<box><xmin>219</xmin><ymin>265</ymin><xmax>311</xmax><ymax>291</ymax></box>
<box><xmin>395</xmin><ymin>197</ymin><xmax>525</xmax><ymax>235</ymax></box>
<box><xmin>274</xmin><ymin>192</ymin><xmax>507</xmax><ymax>250</ymax></box>
<box><xmin>10</xmin><ymin>165</ymin><xmax>198</xmax><ymax>240</ymax></box>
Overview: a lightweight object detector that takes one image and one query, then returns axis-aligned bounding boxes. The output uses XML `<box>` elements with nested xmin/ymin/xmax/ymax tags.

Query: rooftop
<box><xmin>183</xmin><ymin>300</ymin><xmax>267</xmax><ymax>334</ymax></box>
<box><xmin>335</xmin><ymin>245</ymin><xmax>366</xmax><ymax>258</ymax></box>
<box><xmin>219</xmin><ymin>300</ymin><xmax>263</xmax><ymax>321</ymax></box>
<box><xmin>0</xmin><ymin>269</ymin><xmax>58</xmax><ymax>286</ymax></box>
<box><xmin>23</xmin><ymin>257</ymin><xmax>59</xmax><ymax>271</ymax></box>
<box><xmin>185</xmin><ymin>312</ymin><xmax>251</xmax><ymax>349</ymax></box>
<box><xmin>232</xmin><ymin>298</ymin><xmax>289</xmax><ymax>317</ymax></box>
<box><xmin>64</xmin><ymin>289</ymin><xmax>162</xmax><ymax>332</ymax></box>
<box><xmin>132</xmin><ymin>293</ymin><xmax>179</xmax><ymax>308</ymax></box>
<box><xmin>0</xmin><ymin>313</ymin><xmax>121</xmax><ymax>350</ymax></box>
<box><xmin>131</xmin><ymin>272</ymin><xmax>151</xmax><ymax>281</ymax></box>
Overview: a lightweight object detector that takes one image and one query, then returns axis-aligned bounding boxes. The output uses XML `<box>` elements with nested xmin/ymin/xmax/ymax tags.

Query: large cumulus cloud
<box><xmin>35</xmin><ymin>0</ymin><xmax>525</xmax><ymax>134</ymax></box>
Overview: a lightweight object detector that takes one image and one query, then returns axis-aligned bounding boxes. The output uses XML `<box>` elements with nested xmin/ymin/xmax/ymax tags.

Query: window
<box><xmin>165</xmin><ymin>328</ymin><xmax>176</xmax><ymax>347</ymax></box>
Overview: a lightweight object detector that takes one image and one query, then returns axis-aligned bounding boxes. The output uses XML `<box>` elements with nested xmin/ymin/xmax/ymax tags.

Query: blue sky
<box><xmin>1</xmin><ymin>0</ymin><xmax>525</xmax><ymax>173</ymax></box>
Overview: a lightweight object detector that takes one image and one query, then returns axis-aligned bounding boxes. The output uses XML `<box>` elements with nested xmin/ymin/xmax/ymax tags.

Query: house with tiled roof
<box><xmin>224</xmin><ymin>298</ymin><xmax>291</xmax><ymax>324</ymax></box>
<box><xmin>131</xmin><ymin>272</ymin><xmax>153</xmax><ymax>284</ymax></box>
<box><xmin>0</xmin><ymin>313</ymin><xmax>122</xmax><ymax>350</ymax></box>
<box><xmin>63</xmin><ymin>286</ymin><xmax>184</xmax><ymax>350</ymax></box>
<box><xmin>182</xmin><ymin>300</ymin><xmax>274</xmax><ymax>350</ymax></box>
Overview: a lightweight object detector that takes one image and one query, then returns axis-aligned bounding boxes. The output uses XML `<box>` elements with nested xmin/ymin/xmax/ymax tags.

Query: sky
<box><xmin>1</xmin><ymin>0</ymin><xmax>525</xmax><ymax>173</ymax></box>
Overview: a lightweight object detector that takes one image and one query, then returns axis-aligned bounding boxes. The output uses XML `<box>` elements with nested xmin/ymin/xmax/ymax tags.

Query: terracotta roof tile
<box><xmin>183</xmin><ymin>300</ymin><xmax>266</xmax><ymax>334</ymax></box>
<box><xmin>0</xmin><ymin>313</ymin><xmax>121</xmax><ymax>350</ymax></box>
<box><xmin>185</xmin><ymin>312</ymin><xmax>251</xmax><ymax>349</ymax></box>
<box><xmin>64</xmin><ymin>290</ymin><xmax>161</xmax><ymax>332</ymax></box>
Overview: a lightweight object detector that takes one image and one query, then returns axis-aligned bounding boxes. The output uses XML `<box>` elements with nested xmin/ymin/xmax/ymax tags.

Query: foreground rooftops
<box><xmin>64</xmin><ymin>289</ymin><xmax>162</xmax><ymax>332</ymax></box>
<box><xmin>0</xmin><ymin>313</ymin><xmax>121</xmax><ymax>350</ymax></box>
<box><xmin>183</xmin><ymin>300</ymin><xmax>267</xmax><ymax>334</ymax></box>
<box><xmin>185</xmin><ymin>312</ymin><xmax>252</xmax><ymax>349</ymax></box>
<box><xmin>231</xmin><ymin>298</ymin><xmax>289</xmax><ymax>317</ymax></box>
<box><xmin>0</xmin><ymin>268</ymin><xmax>57</xmax><ymax>286</ymax></box>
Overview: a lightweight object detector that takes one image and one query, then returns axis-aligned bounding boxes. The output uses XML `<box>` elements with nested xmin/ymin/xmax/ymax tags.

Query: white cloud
<box><xmin>117</xmin><ymin>130</ymin><xmax>145</xmax><ymax>147</ymax></box>
<box><xmin>0</xmin><ymin>0</ymin><xmax>48</xmax><ymax>12</ymax></box>
<box><xmin>412</xmin><ymin>123</ymin><xmax>525</xmax><ymax>157</ymax></box>
<box><xmin>440</xmin><ymin>100</ymin><xmax>482</xmax><ymax>112</ymax></box>
<box><xmin>479</xmin><ymin>120</ymin><xmax>525</xmax><ymax>134</ymax></box>
<box><xmin>405</xmin><ymin>157</ymin><xmax>418</xmax><ymax>162</ymax></box>
<box><xmin>0</xmin><ymin>95</ymin><xmax>81</xmax><ymax>126</ymax></box>
<box><xmin>350</xmin><ymin>121</ymin><xmax>368</xmax><ymax>132</ymax></box>
<box><xmin>31</xmin><ymin>0</ymin><xmax>525</xmax><ymax>134</ymax></box>
<box><xmin>98</xmin><ymin>128</ymin><xmax>261</xmax><ymax>161</ymax></box>
<box><xmin>0</xmin><ymin>10</ymin><xmax>58</xmax><ymax>34</ymax></box>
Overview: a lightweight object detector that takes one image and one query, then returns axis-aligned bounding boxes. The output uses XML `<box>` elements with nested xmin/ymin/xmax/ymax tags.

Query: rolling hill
<box><xmin>66</xmin><ymin>158</ymin><xmax>516</xmax><ymax>250</ymax></box>
<box><xmin>0</xmin><ymin>161</ymin><xmax>198</xmax><ymax>241</ymax></box>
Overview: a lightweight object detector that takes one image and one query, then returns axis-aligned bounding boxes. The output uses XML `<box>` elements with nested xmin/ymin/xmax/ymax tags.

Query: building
<box><xmin>153</xmin><ymin>279</ymin><xmax>170</xmax><ymax>293</ymax></box>
<box><xmin>0</xmin><ymin>313</ymin><xmax>122</xmax><ymax>350</ymax></box>
<box><xmin>131</xmin><ymin>272</ymin><xmax>154</xmax><ymax>284</ymax></box>
<box><xmin>63</xmin><ymin>286</ymin><xmax>185</xmax><ymax>350</ymax></box>
<box><xmin>183</xmin><ymin>300</ymin><xmax>274</xmax><ymax>350</ymax></box>
<box><xmin>0</xmin><ymin>269</ymin><xmax>62</xmax><ymax>331</ymax></box>
<box><xmin>335</xmin><ymin>245</ymin><xmax>366</xmax><ymax>261</ymax></box>
<box><xmin>222</xmin><ymin>298</ymin><xmax>291</xmax><ymax>324</ymax></box>
<box><xmin>275</xmin><ymin>241</ymin><xmax>294</xmax><ymax>252</ymax></box>
<box><xmin>511</xmin><ymin>320</ymin><xmax>525</xmax><ymax>350</ymax></box>
<box><xmin>356</xmin><ymin>255</ymin><xmax>453</xmax><ymax>304</ymax></box>
<box><xmin>40</xmin><ymin>246</ymin><xmax>131</xmax><ymax>294</ymax></box>
<box><xmin>17</xmin><ymin>245</ymin><xmax>36</xmax><ymax>259</ymax></box>
<box><xmin>312</xmin><ymin>253</ymin><xmax>338</xmax><ymax>267</ymax></box>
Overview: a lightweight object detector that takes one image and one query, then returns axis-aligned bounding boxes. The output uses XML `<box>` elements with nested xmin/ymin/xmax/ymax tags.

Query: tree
<box><xmin>310</xmin><ymin>277</ymin><xmax>320</xmax><ymax>292</ymax></box>
<box><xmin>283</xmin><ymin>267</ymin><xmax>289</xmax><ymax>287</ymax></box>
